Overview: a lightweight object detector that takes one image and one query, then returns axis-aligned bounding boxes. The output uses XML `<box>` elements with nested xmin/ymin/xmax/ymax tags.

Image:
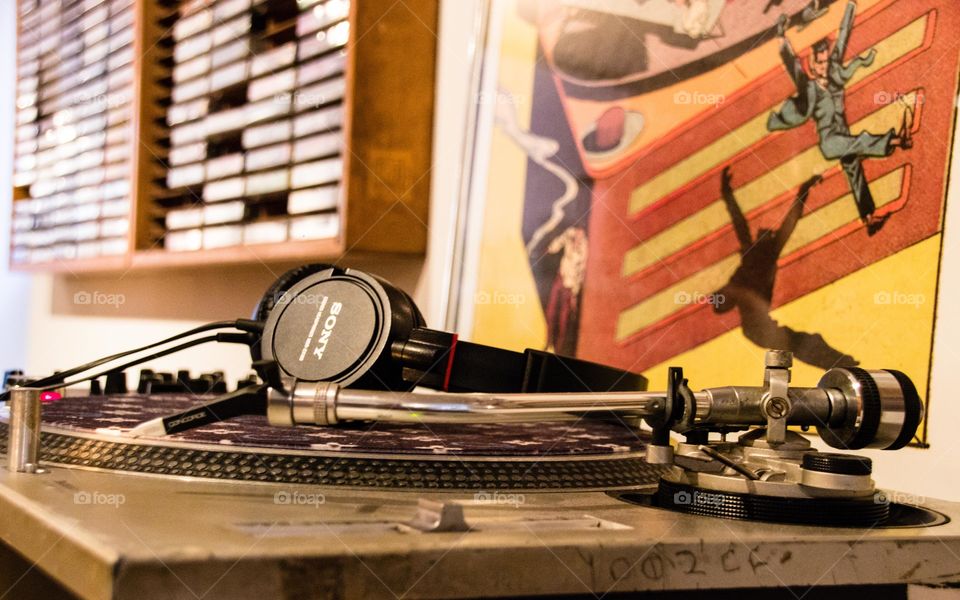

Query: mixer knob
<box><xmin>104</xmin><ymin>371</ymin><xmax>128</xmax><ymax>394</ymax></box>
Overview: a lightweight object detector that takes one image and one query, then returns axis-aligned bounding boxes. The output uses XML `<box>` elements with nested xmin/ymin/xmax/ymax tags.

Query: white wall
<box><xmin>0</xmin><ymin>7</ymin><xmax>30</xmax><ymax>372</ymax></box>
<box><xmin>4</xmin><ymin>0</ymin><xmax>959</xmax><ymax>501</ymax></box>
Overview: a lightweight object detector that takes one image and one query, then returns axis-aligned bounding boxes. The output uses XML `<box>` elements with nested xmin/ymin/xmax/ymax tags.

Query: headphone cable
<box><xmin>2</xmin><ymin>320</ymin><xmax>264</xmax><ymax>399</ymax></box>
<box><xmin>36</xmin><ymin>332</ymin><xmax>257</xmax><ymax>393</ymax></box>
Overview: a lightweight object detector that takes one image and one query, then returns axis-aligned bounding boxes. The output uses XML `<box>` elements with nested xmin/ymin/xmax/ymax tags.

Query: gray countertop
<box><xmin>1</xmin><ymin>461</ymin><xmax>959</xmax><ymax>599</ymax></box>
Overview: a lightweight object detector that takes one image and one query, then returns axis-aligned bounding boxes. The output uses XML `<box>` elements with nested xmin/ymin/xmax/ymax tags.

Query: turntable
<box><xmin>2</xmin><ymin>348</ymin><xmax>960</xmax><ymax>599</ymax></box>
<box><xmin>7</xmin><ymin>392</ymin><xmax>663</xmax><ymax>491</ymax></box>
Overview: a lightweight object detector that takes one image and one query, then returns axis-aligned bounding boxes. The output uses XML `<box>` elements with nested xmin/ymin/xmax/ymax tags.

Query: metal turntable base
<box><xmin>2</xmin><ymin>464</ymin><xmax>960</xmax><ymax>600</ymax></box>
<box><xmin>0</xmin><ymin>393</ymin><xmax>666</xmax><ymax>490</ymax></box>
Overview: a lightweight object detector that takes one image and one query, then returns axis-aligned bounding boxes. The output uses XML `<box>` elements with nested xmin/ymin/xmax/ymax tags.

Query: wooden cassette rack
<box><xmin>10</xmin><ymin>0</ymin><xmax>437</xmax><ymax>271</ymax></box>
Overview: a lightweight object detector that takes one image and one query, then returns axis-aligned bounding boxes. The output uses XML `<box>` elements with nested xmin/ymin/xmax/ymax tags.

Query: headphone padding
<box><xmin>253</xmin><ymin>264</ymin><xmax>336</xmax><ymax>322</ymax></box>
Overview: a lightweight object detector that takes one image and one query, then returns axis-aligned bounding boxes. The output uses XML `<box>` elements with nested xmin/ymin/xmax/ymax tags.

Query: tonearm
<box><xmin>267</xmin><ymin>349</ymin><xmax>922</xmax><ymax>456</ymax></box>
<box><xmin>266</xmin><ymin>350</ymin><xmax>922</xmax><ymax>525</ymax></box>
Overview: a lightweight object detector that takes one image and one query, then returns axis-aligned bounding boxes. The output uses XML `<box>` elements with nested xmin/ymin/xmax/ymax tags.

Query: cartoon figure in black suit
<box><xmin>544</xmin><ymin>226</ymin><xmax>588</xmax><ymax>356</ymax></box>
<box><xmin>768</xmin><ymin>1</ymin><xmax>913</xmax><ymax>236</ymax></box>
<box><xmin>713</xmin><ymin>167</ymin><xmax>858</xmax><ymax>368</ymax></box>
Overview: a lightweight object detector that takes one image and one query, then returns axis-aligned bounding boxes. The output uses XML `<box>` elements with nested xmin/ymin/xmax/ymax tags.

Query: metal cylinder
<box><xmin>8</xmin><ymin>387</ymin><xmax>41</xmax><ymax>473</ymax></box>
<box><xmin>267</xmin><ymin>379</ymin><xmax>339</xmax><ymax>426</ymax></box>
<box><xmin>335</xmin><ymin>388</ymin><xmax>666</xmax><ymax>423</ymax></box>
<box><xmin>267</xmin><ymin>380</ymin><xmax>667</xmax><ymax>426</ymax></box>
<box><xmin>816</xmin><ymin>368</ymin><xmax>917</xmax><ymax>450</ymax></box>
<box><xmin>694</xmin><ymin>386</ymin><xmax>841</xmax><ymax>427</ymax></box>
<box><xmin>765</xmin><ymin>349</ymin><xmax>793</xmax><ymax>368</ymax></box>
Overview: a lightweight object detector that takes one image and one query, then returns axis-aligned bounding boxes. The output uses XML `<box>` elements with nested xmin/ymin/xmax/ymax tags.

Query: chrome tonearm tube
<box><xmin>267</xmin><ymin>350</ymin><xmax>923</xmax><ymax>455</ymax></box>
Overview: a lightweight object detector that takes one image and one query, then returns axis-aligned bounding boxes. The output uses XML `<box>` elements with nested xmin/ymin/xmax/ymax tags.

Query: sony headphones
<box><xmin>249</xmin><ymin>263</ymin><xmax>648</xmax><ymax>393</ymax></box>
<box><xmin>4</xmin><ymin>263</ymin><xmax>647</xmax><ymax>403</ymax></box>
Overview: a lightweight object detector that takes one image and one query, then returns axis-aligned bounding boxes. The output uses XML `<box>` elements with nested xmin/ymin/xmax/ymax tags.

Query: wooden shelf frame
<box><xmin>9</xmin><ymin>0</ymin><xmax>438</xmax><ymax>272</ymax></box>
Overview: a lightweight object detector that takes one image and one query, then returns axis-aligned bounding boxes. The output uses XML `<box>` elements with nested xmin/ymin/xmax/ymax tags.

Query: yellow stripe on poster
<box><xmin>618</xmin><ymin>254</ymin><xmax>741</xmax><ymax>341</ymax></box>
<box><xmin>640</xmin><ymin>234</ymin><xmax>940</xmax><ymax>426</ymax></box>
<box><xmin>616</xmin><ymin>167</ymin><xmax>907</xmax><ymax>341</ymax></box>
<box><xmin>626</xmin><ymin>15</ymin><xmax>927</xmax><ymax>218</ymax></box>
<box><xmin>622</xmin><ymin>91</ymin><xmax>918</xmax><ymax>277</ymax></box>
<box><xmin>781</xmin><ymin>168</ymin><xmax>904</xmax><ymax>255</ymax></box>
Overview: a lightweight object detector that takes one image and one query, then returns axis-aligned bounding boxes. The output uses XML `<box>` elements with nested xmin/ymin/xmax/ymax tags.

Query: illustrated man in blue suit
<box><xmin>768</xmin><ymin>1</ymin><xmax>913</xmax><ymax>236</ymax></box>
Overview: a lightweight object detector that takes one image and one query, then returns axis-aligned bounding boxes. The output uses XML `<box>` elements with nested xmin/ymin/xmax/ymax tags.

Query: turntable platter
<box><xmin>0</xmin><ymin>394</ymin><xmax>665</xmax><ymax>491</ymax></box>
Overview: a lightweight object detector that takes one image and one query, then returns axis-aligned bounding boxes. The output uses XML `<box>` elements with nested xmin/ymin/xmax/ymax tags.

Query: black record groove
<box><xmin>0</xmin><ymin>422</ymin><xmax>668</xmax><ymax>491</ymax></box>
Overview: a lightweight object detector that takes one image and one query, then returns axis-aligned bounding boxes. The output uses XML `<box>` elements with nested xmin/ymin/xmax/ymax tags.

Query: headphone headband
<box><xmin>397</xmin><ymin>328</ymin><xmax>647</xmax><ymax>393</ymax></box>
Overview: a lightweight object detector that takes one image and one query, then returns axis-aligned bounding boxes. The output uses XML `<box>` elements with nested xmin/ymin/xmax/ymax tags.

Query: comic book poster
<box><xmin>462</xmin><ymin>0</ymin><xmax>960</xmax><ymax>443</ymax></box>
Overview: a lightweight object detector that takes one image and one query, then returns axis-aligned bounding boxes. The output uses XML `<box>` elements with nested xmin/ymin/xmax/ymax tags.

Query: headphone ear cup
<box><xmin>359</xmin><ymin>276</ymin><xmax>426</xmax><ymax>388</ymax></box>
<box><xmin>253</xmin><ymin>263</ymin><xmax>337</xmax><ymax>323</ymax></box>
<box><xmin>368</xmin><ymin>275</ymin><xmax>426</xmax><ymax>330</ymax></box>
<box><xmin>250</xmin><ymin>263</ymin><xmax>336</xmax><ymax>362</ymax></box>
<box><xmin>256</xmin><ymin>265</ymin><xmax>429</xmax><ymax>389</ymax></box>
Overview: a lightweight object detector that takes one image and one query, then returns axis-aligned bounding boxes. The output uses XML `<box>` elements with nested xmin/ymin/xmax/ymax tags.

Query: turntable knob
<box><xmin>802</xmin><ymin>452</ymin><xmax>872</xmax><ymax>476</ymax></box>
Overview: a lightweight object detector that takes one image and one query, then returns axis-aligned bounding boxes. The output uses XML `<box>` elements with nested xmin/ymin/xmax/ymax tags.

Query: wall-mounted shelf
<box><xmin>10</xmin><ymin>0</ymin><xmax>438</xmax><ymax>272</ymax></box>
